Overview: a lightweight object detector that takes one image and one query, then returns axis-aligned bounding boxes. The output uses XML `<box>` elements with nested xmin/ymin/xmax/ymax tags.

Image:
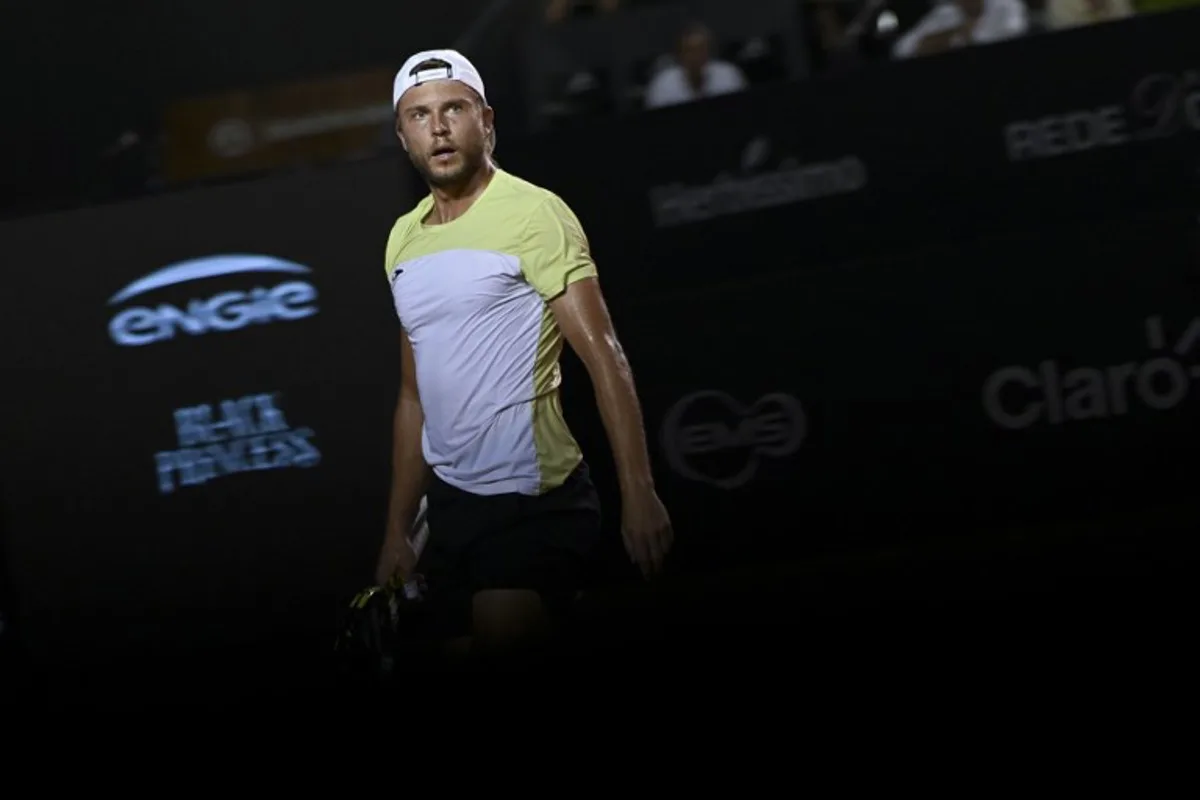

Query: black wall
<box><xmin>1</xmin><ymin>9</ymin><xmax>1197</xmax><ymax>672</ymax></box>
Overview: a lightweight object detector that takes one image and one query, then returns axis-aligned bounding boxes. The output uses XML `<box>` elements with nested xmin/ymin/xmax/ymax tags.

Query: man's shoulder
<box><xmin>389</xmin><ymin>194</ymin><xmax>434</xmax><ymax>238</ymax></box>
<box><xmin>491</xmin><ymin>171</ymin><xmax>580</xmax><ymax>232</ymax></box>
<box><xmin>645</xmin><ymin>66</ymin><xmax>689</xmax><ymax>108</ymax></box>
<box><xmin>710</xmin><ymin>60</ymin><xmax>744</xmax><ymax>78</ymax></box>
<box><xmin>708</xmin><ymin>60</ymin><xmax>747</xmax><ymax>89</ymax></box>
<box><xmin>647</xmin><ymin>64</ymin><xmax>684</xmax><ymax>88</ymax></box>
<box><xmin>492</xmin><ymin>169</ymin><xmax>558</xmax><ymax>210</ymax></box>
<box><xmin>646</xmin><ymin>66</ymin><xmax>683</xmax><ymax>91</ymax></box>
<box><xmin>384</xmin><ymin>195</ymin><xmax>434</xmax><ymax>273</ymax></box>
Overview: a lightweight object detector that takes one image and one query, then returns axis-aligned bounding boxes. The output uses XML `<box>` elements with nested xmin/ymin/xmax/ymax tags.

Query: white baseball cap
<box><xmin>393</xmin><ymin>49</ymin><xmax>487</xmax><ymax>109</ymax></box>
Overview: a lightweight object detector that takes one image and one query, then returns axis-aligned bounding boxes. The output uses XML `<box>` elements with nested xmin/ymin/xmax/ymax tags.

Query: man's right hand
<box><xmin>374</xmin><ymin>533</ymin><xmax>417</xmax><ymax>588</ymax></box>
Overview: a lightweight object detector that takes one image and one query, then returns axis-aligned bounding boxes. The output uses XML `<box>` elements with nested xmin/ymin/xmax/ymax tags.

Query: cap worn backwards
<box><xmin>393</xmin><ymin>49</ymin><xmax>488</xmax><ymax>109</ymax></box>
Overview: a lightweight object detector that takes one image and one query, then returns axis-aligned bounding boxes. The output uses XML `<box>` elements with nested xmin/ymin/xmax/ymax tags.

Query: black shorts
<box><xmin>414</xmin><ymin>461</ymin><xmax>603</xmax><ymax>639</ymax></box>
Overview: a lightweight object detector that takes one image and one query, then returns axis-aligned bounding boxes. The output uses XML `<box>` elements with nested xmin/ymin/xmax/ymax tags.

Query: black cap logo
<box><xmin>411</xmin><ymin>58</ymin><xmax>454</xmax><ymax>85</ymax></box>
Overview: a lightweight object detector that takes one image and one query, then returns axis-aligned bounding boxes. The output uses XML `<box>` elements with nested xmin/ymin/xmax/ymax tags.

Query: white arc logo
<box><xmin>108</xmin><ymin>254</ymin><xmax>320</xmax><ymax>347</ymax></box>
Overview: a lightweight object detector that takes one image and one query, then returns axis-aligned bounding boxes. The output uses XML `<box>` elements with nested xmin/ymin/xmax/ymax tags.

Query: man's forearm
<box><xmin>589</xmin><ymin>344</ymin><xmax>655</xmax><ymax>493</ymax></box>
<box><xmin>382</xmin><ymin>395</ymin><xmax>430</xmax><ymax>553</ymax></box>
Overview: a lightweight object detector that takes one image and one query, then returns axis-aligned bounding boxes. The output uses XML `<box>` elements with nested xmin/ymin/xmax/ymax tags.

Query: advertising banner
<box><xmin>1</xmin><ymin>10</ymin><xmax>1198</xmax><ymax>668</ymax></box>
<box><xmin>163</xmin><ymin>68</ymin><xmax>396</xmax><ymax>185</ymax></box>
<box><xmin>0</xmin><ymin>157</ymin><xmax>416</xmax><ymax>664</ymax></box>
<box><xmin>562</xmin><ymin>206</ymin><xmax>1200</xmax><ymax>569</ymax></box>
<box><xmin>500</xmin><ymin>9</ymin><xmax>1200</xmax><ymax>302</ymax></box>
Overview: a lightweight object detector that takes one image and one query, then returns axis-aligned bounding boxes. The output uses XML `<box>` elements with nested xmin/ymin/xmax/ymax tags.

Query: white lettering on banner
<box><xmin>1004</xmin><ymin>106</ymin><xmax>1130</xmax><ymax>161</ymax></box>
<box><xmin>1003</xmin><ymin>70</ymin><xmax>1200</xmax><ymax>163</ymax></box>
<box><xmin>154</xmin><ymin>392</ymin><xmax>321</xmax><ymax>494</ymax></box>
<box><xmin>660</xmin><ymin>390</ymin><xmax>807</xmax><ymax>489</ymax></box>
<box><xmin>981</xmin><ymin>315</ymin><xmax>1200</xmax><ymax>430</ymax></box>
<box><xmin>1130</xmin><ymin>72</ymin><xmax>1200</xmax><ymax>141</ymax></box>
<box><xmin>107</xmin><ymin>254</ymin><xmax>320</xmax><ymax>347</ymax></box>
<box><xmin>648</xmin><ymin>137</ymin><xmax>868</xmax><ymax>228</ymax></box>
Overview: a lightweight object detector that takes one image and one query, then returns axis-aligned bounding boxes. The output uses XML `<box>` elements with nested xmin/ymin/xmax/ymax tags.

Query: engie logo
<box><xmin>107</xmin><ymin>254</ymin><xmax>320</xmax><ymax>347</ymax></box>
<box><xmin>660</xmin><ymin>390</ymin><xmax>807</xmax><ymax>489</ymax></box>
<box><xmin>982</xmin><ymin>315</ymin><xmax>1200</xmax><ymax>430</ymax></box>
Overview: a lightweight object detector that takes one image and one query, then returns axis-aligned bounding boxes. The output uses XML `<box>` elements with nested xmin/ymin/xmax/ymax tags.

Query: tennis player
<box><xmin>373</xmin><ymin>49</ymin><xmax>672</xmax><ymax>667</ymax></box>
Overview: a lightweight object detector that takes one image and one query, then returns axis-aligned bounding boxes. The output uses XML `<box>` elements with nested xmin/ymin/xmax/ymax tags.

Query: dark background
<box><xmin>1</xmin><ymin>0</ymin><xmax>510</xmax><ymax>216</ymax></box>
<box><xmin>2</xmin><ymin>3</ymin><xmax>1199</xmax><ymax>706</ymax></box>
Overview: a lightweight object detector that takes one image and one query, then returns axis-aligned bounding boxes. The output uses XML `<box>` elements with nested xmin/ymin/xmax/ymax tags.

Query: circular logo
<box><xmin>660</xmin><ymin>391</ymin><xmax>807</xmax><ymax>490</ymax></box>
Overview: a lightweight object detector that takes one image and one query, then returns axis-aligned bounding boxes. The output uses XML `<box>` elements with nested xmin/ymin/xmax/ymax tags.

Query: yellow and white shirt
<box><xmin>384</xmin><ymin>169</ymin><xmax>598</xmax><ymax>497</ymax></box>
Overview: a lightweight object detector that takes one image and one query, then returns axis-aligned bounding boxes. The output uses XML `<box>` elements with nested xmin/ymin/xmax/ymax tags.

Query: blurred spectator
<box><xmin>644</xmin><ymin>20</ymin><xmax>749</xmax><ymax>109</ymax></box>
<box><xmin>809</xmin><ymin>0</ymin><xmax>859</xmax><ymax>67</ymax></box>
<box><xmin>891</xmin><ymin>0</ymin><xmax>1030</xmax><ymax>58</ymax></box>
<box><xmin>1043</xmin><ymin>0</ymin><xmax>1134</xmax><ymax>28</ymax></box>
<box><xmin>530</xmin><ymin>0</ymin><xmax>624</xmax><ymax>127</ymax></box>
<box><xmin>545</xmin><ymin>0</ymin><xmax>623</xmax><ymax>23</ymax></box>
<box><xmin>807</xmin><ymin>0</ymin><xmax>931</xmax><ymax>69</ymax></box>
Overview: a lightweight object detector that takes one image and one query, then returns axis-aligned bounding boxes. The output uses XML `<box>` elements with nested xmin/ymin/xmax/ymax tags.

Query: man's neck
<box><xmin>426</xmin><ymin>162</ymin><xmax>497</xmax><ymax>225</ymax></box>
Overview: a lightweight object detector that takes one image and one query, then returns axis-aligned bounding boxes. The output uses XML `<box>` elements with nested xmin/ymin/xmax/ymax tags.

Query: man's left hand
<box><xmin>621</xmin><ymin>487</ymin><xmax>674</xmax><ymax>579</ymax></box>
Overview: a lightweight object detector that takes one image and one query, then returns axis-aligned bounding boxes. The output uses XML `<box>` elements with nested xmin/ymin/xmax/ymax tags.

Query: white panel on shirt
<box><xmin>391</xmin><ymin>248</ymin><xmax>546</xmax><ymax>496</ymax></box>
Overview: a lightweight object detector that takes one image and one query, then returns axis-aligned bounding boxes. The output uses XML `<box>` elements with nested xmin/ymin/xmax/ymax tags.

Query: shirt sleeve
<box><xmin>520</xmin><ymin>194</ymin><xmax>599</xmax><ymax>301</ymax></box>
<box><xmin>384</xmin><ymin>219</ymin><xmax>404</xmax><ymax>279</ymax></box>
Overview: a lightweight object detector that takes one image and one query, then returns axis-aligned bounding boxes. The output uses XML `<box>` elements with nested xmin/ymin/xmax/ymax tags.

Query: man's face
<box><xmin>678</xmin><ymin>30</ymin><xmax>711</xmax><ymax>77</ymax></box>
<box><xmin>395</xmin><ymin>81</ymin><xmax>493</xmax><ymax>188</ymax></box>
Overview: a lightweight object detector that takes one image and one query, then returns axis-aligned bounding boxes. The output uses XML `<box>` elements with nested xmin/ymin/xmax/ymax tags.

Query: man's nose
<box><xmin>431</xmin><ymin>113</ymin><xmax>450</xmax><ymax>135</ymax></box>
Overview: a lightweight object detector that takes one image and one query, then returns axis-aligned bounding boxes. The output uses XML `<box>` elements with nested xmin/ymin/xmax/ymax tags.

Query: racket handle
<box><xmin>408</xmin><ymin>494</ymin><xmax>431</xmax><ymax>558</ymax></box>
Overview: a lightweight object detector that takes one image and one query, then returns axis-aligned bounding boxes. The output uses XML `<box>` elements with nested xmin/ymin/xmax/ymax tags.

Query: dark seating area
<box><xmin>522</xmin><ymin>0</ymin><xmax>807</xmax><ymax>128</ymax></box>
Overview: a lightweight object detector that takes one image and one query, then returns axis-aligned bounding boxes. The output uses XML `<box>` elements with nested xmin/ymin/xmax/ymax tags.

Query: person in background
<box><xmin>644</xmin><ymin>20</ymin><xmax>749</xmax><ymax>109</ymax></box>
<box><xmin>891</xmin><ymin>0</ymin><xmax>1030</xmax><ymax>58</ymax></box>
<box><xmin>1042</xmin><ymin>0</ymin><xmax>1134</xmax><ymax>29</ymax></box>
<box><xmin>808</xmin><ymin>0</ymin><xmax>858</xmax><ymax>69</ymax></box>
<box><xmin>545</xmin><ymin>0</ymin><xmax>622</xmax><ymax>24</ymax></box>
